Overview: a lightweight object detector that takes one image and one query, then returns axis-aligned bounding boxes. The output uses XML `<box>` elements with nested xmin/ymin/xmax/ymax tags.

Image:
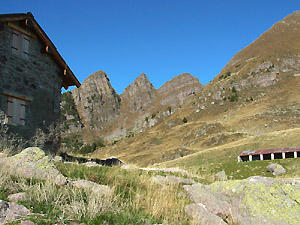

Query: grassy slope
<box><xmin>161</xmin><ymin>128</ymin><xmax>300</xmax><ymax>181</ymax></box>
<box><xmin>90</xmin><ymin>12</ymin><xmax>300</xmax><ymax>175</ymax></box>
<box><xmin>0</xmin><ymin>163</ymin><xmax>194</xmax><ymax>225</ymax></box>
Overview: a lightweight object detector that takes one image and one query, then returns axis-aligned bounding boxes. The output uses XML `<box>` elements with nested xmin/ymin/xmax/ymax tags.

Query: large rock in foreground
<box><xmin>0</xmin><ymin>200</ymin><xmax>31</xmax><ymax>224</ymax></box>
<box><xmin>184</xmin><ymin>176</ymin><xmax>300</xmax><ymax>225</ymax></box>
<box><xmin>0</xmin><ymin>147</ymin><xmax>66</xmax><ymax>184</ymax></box>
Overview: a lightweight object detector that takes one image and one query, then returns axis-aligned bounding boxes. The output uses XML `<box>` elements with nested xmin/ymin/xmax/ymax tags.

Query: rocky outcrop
<box><xmin>0</xmin><ymin>200</ymin><xmax>31</xmax><ymax>224</ymax></box>
<box><xmin>121</xmin><ymin>73</ymin><xmax>156</xmax><ymax>113</ymax></box>
<box><xmin>65</xmin><ymin>71</ymin><xmax>204</xmax><ymax>141</ymax></box>
<box><xmin>72</xmin><ymin>71</ymin><xmax>121</xmax><ymax>129</ymax></box>
<box><xmin>0</xmin><ymin>147</ymin><xmax>66</xmax><ymax>184</ymax></box>
<box><xmin>267</xmin><ymin>163</ymin><xmax>286</xmax><ymax>175</ymax></box>
<box><xmin>157</xmin><ymin>73</ymin><xmax>204</xmax><ymax>106</ymax></box>
<box><xmin>184</xmin><ymin>176</ymin><xmax>300</xmax><ymax>224</ymax></box>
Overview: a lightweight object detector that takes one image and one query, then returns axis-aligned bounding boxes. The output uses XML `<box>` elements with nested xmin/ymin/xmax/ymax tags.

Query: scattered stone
<box><xmin>84</xmin><ymin>162</ymin><xmax>98</xmax><ymax>167</ymax></box>
<box><xmin>140</xmin><ymin>167</ymin><xmax>189</xmax><ymax>175</ymax></box>
<box><xmin>20</xmin><ymin>221</ymin><xmax>37</xmax><ymax>225</ymax></box>
<box><xmin>0</xmin><ymin>153</ymin><xmax>5</xmax><ymax>158</ymax></box>
<box><xmin>55</xmin><ymin>174</ymin><xmax>68</xmax><ymax>186</ymax></box>
<box><xmin>8</xmin><ymin>193</ymin><xmax>29</xmax><ymax>203</ymax></box>
<box><xmin>267</xmin><ymin>163</ymin><xmax>286</xmax><ymax>175</ymax></box>
<box><xmin>214</xmin><ymin>171</ymin><xmax>227</xmax><ymax>181</ymax></box>
<box><xmin>152</xmin><ymin>175</ymin><xmax>196</xmax><ymax>186</ymax></box>
<box><xmin>121</xmin><ymin>164</ymin><xmax>134</xmax><ymax>170</ymax></box>
<box><xmin>72</xmin><ymin>180</ymin><xmax>113</xmax><ymax>196</ymax></box>
<box><xmin>0</xmin><ymin>200</ymin><xmax>31</xmax><ymax>224</ymax></box>
<box><xmin>54</xmin><ymin>156</ymin><xmax>63</xmax><ymax>162</ymax></box>
<box><xmin>69</xmin><ymin>222</ymin><xmax>86</xmax><ymax>225</ymax></box>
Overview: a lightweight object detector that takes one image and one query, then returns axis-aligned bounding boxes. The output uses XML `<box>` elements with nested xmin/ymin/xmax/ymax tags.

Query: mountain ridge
<box><xmin>61</xmin><ymin>71</ymin><xmax>204</xmax><ymax>142</ymax></box>
<box><xmin>89</xmin><ymin>11</ymin><xmax>300</xmax><ymax>166</ymax></box>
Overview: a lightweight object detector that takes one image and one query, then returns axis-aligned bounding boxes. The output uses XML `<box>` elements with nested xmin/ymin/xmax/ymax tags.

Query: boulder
<box><xmin>72</xmin><ymin>180</ymin><xmax>113</xmax><ymax>196</ymax></box>
<box><xmin>214</xmin><ymin>170</ymin><xmax>227</xmax><ymax>181</ymax></box>
<box><xmin>0</xmin><ymin>147</ymin><xmax>67</xmax><ymax>184</ymax></box>
<box><xmin>54</xmin><ymin>155</ymin><xmax>63</xmax><ymax>162</ymax></box>
<box><xmin>152</xmin><ymin>175</ymin><xmax>196</xmax><ymax>186</ymax></box>
<box><xmin>183</xmin><ymin>176</ymin><xmax>300</xmax><ymax>224</ymax></box>
<box><xmin>267</xmin><ymin>163</ymin><xmax>286</xmax><ymax>175</ymax></box>
<box><xmin>183</xmin><ymin>183</ymin><xmax>234</xmax><ymax>221</ymax></box>
<box><xmin>185</xmin><ymin>203</ymin><xmax>227</xmax><ymax>225</ymax></box>
<box><xmin>8</xmin><ymin>193</ymin><xmax>29</xmax><ymax>203</ymax></box>
<box><xmin>0</xmin><ymin>200</ymin><xmax>31</xmax><ymax>224</ymax></box>
<box><xmin>20</xmin><ymin>221</ymin><xmax>37</xmax><ymax>225</ymax></box>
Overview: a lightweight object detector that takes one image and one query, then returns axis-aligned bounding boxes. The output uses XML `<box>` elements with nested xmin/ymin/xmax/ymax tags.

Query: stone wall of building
<box><xmin>0</xmin><ymin>21</ymin><xmax>63</xmax><ymax>154</ymax></box>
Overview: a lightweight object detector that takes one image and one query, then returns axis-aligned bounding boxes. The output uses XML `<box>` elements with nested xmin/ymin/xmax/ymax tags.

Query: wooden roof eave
<box><xmin>28</xmin><ymin>16</ymin><xmax>80</xmax><ymax>88</ymax></box>
<box><xmin>0</xmin><ymin>13</ymin><xmax>81</xmax><ymax>89</ymax></box>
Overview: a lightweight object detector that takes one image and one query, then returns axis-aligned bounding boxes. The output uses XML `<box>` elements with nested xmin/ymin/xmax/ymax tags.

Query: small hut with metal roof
<box><xmin>238</xmin><ymin>147</ymin><xmax>300</xmax><ymax>162</ymax></box>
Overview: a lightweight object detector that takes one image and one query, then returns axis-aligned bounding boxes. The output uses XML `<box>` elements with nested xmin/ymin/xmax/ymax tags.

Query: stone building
<box><xmin>0</xmin><ymin>12</ymin><xmax>80</xmax><ymax>154</ymax></box>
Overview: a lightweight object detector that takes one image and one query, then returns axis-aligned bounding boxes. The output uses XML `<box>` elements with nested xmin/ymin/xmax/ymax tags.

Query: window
<box><xmin>11</xmin><ymin>30</ymin><xmax>30</xmax><ymax>59</ymax></box>
<box><xmin>5</xmin><ymin>96</ymin><xmax>26</xmax><ymax>125</ymax></box>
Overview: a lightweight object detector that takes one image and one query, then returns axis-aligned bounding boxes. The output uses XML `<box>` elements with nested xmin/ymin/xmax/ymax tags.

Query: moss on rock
<box><xmin>184</xmin><ymin>176</ymin><xmax>300</xmax><ymax>224</ymax></box>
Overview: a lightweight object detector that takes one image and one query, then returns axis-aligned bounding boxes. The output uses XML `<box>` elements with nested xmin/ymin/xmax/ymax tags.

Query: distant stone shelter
<box><xmin>0</xmin><ymin>12</ymin><xmax>80</xmax><ymax>153</ymax></box>
<box><xmin>238</xmin><ymin>147</ymin><xmax>300</xmax><ymax>162</ymax></box>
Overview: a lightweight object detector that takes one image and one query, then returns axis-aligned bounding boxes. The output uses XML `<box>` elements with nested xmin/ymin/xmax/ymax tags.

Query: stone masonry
<box><xmin>0</xmin><ymin>13</ymin><xmax>80</xmax><ymax>154</ymax></box>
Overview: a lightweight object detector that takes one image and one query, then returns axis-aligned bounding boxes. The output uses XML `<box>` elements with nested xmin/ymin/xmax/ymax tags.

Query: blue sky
<box><xmin>2</xmin><ymin>1</ymin><xmax>300</xmax><ymax>93</ymax></box>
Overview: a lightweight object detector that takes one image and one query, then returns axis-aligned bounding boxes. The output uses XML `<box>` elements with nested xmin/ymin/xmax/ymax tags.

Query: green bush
<box><xmin>182</xmin><ymin>117</ymin><xmax>188</xmax><ymax>123</ymax></box>
<box><xmin>79</xmin><ymin>140</ymin><xmax>105</xmax><ymax>155</ymax></box>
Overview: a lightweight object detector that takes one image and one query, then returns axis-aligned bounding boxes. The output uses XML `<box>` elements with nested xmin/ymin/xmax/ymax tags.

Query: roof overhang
<box><xmin>239</xmin><ymin>147</ymin><xmax>300</xmax><ymax>156</ymax></box>
<box><xmin>0</xmin><ymin>12</ymin><xmax>81</xmax><ymax>89</ymax></box>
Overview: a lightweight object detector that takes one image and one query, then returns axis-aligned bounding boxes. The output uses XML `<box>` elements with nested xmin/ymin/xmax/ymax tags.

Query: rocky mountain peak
<box><xmin>158</xmin><ymin>73</ymin><xmax>203</xmax><ymax>94</ymax></box>
<box><xmin>157</xmin><ymin>73</ymin><xmax>204</xmax><ymax>106</ymax></box>
<box><xmin>121</xmin><ymin>73</ymin><xmax>154</xmax><ymax>99</ymax></box>
<box><xmin>71</xmin><ymin>71</ymin><xmax>121</xmax><ymax>129</ymax></box>
<box><xmin>121</xmin><ymin>73</ymin><xmax>156</xmax><ymax>113</ymax></box>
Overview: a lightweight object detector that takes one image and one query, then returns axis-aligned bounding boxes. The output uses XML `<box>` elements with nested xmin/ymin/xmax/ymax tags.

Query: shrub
<box><xmin>232</xmin><ymin>87</ymin><xmax>237</xmax><ymax>93</ymax></box>
<box><xmin>79</xmin><ymin>140</ymin><xmax>105</xmax><ymax>155</ymax></box>
<box><xmin>0</xmin><ymin>111</ymin><xmax>60</xmax><ymax>155</ymax></box>
<box><xmin>183</xmin><ymin>117</ymin><xmax>188</xmax><ymax>123</ymax></box>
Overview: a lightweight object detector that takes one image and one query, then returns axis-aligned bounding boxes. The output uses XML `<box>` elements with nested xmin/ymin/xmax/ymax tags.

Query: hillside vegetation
<box><xmin>88</xmin><ymin>11</ymin><xmax>300</xmax><ymax>171</ymax></box>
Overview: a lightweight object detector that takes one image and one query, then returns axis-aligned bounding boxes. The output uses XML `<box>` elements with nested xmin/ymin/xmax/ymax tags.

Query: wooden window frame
<box><xmin>10</xmin><ymin>29</ymin><xmax>30</xmax><ymax>59</ymax></box>
<box><xmin>4</xmin><ymin>95</ymin><xmax>29</xmax><ymax>126</ymax></box>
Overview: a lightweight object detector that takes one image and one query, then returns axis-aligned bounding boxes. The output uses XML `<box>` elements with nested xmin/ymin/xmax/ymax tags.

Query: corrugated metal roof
<box><xmin>239</xmin><ymin>147</ymin><xmax>300</xmax><ymax>156</ymax></box>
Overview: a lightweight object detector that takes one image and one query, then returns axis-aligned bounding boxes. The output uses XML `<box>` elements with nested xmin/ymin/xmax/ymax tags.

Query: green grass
<box><xmin>55</xmin><ymin>163</ymin><xmax>192</xmax><ymax>224</ymax></box>
<box><xmin>162</xmin><ymin>129</ymin><xmax>300</xmax><ymax>182</ymax></box>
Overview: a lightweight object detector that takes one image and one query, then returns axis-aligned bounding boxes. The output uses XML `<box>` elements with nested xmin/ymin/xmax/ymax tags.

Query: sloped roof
<box><xmin>0</xmin><ymin>12</ymin><xmax>80</xmax><ymax>89</ymax></box>
<box><xmin>239</xmin><ymin>147</ymin><xmax>300</xmax><ymax>156</ymax></box>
